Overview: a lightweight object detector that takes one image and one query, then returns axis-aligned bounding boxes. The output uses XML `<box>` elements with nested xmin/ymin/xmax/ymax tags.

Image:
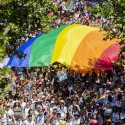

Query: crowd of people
<box><xmin>1</xmin><ymin>0</ymin><xmax>125</xmax><ymax>125</ymax></box>
<box><xmin>53</xmin><ymin>0</ymin><xmax>102</xmax><ymax>27</ymax></box>
<box><xmin>0</xmin><ymin>64</ymin><xmax>125</xmax><ymax>125</ymax></box>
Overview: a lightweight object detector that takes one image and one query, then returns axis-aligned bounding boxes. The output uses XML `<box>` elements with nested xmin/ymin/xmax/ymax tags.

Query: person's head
<box><xmin>27</xmin><ymin>114</ymin><xmax>32</xmax><ymax>122</ymax></box>
<box><xmin>121</xmin><ymin>90</ymin><xmax>124</xmax><ymax>96</ymax></box>
<box><xmin>32</xmin><ymin>94</ymin><xmax>36</xmax><ymax>99</ymax></box>
<box><xmin>39</xmin><ymin>108</ymin><xmax>44</xmax><ymax>115</ymax></box>
<box><xmin>28</xmin><ymin>109</ymin><xmax>33</xmax><ymax>115</ymax></box>
<box><xmin>95</xmin><ymin>104</ymin><xmax>99</xmax><ymax>109</ymax></box>
<box><xmin>24</xmin><ymin>97</ymin><xmax>28</xmax><ymax>102</ymax></box>
<box><xmin>28</xmin><ymin>100</ymin><xmax>32</xmax><ymax>106</ymax></box>
<box><xmin>60</xmin><ymin>100</ymin><xmax>65</xmax><ymax>106</ymax></box>
<box><xmin>26</xmin><ymin>102</ymin><xmax>30</xmax><ymax>108</ymax></box>
<box><xmin>73</xmin><ymin>106</ymin><xmax>78</xmax><ymax>112</ymax></box>
<box><xmin>0</xmin><ymin>98</ymin><xmax>3</xmax><ymax>105</ymax></box>
<box><xmin>36</xmin><ymin>88</ymin><xmax>41</xmax><ymax>93</ymax></box>
<box><xmin>14</xmin><ymin>101</ymin><xmax>21</xmax><ymax>108</ymax></box>
<box><xmin>6</xmin><ymin>103</ymin><xmax>10</xmax><ymax>110</ymax></box>
<box><xmin>32</xmin><ymin>86</ymin><xmax>36</xmax><ymax>92</ymax></box>
<box><xmin>107</xmin><ymin>103</ymin><xmax>111</xmax><ymax>108</ymax></box>
<box><xmin>57</xmin><ymin>113</ymin><xmax>61</xmax><ymax>120</ymax></box>
<box><xmin>93</xmin><ymin>115</ymin><xmax>97</xmax><ymax>120</ymax></box>
<box><xmin>72</xmin><ymin>100</ymin><xmax>77</xmax><ymax>106</ymax></box>
<box><xmin>19</xmin><ymin>97</ymin><xmax>23</xmax><ymax>102</ymax></box>
<box><xmin>16</xmin><ymin>115</ymin><xmax>22</xmax><ymax>122</ymax></box>
<box><xmin>51</xmin><ymin>89</ymin><xmax>54</xmax><ymax>95</ymax></box>
<box><xmin>27</xmin><ymin>93</ymin><xmax>31</xmax><ymax>98</ymax></box>
<box><xmin>50</xmin><ymin>100</ymin><xmax>55</xmax><ymax>106</ymax></box>
<box><xmin>36</xmin><ymin>105</ymin><xmax>41</xmax><ymax>111</ymax></box>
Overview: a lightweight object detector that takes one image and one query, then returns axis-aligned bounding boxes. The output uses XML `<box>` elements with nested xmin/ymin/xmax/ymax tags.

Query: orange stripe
<box><xmin>70</xmin><ymin>30</ymin><xmax>118</xmax><ymax>73</ymax></box>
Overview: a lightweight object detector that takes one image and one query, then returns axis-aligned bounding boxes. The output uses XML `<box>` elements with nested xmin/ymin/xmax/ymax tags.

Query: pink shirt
<box><xmin>90</xmin><ymin>120</ymin><xmax>99</xmax><ymax>125</ymax></box>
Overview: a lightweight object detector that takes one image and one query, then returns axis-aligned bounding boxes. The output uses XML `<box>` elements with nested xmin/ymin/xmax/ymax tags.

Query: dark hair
<box><xmin>13</xmin><ymin>102</ymin><xmax>21</xmax><ymax>108</ymax></box>
<box><xmin>24</xmin><ymin>97</ymin><xmax>28</xmax><ymax>102</ymax></box>
<box><xmin>28</xmin><ymin>109</ymin><xmax>33</xmax><ymax>114</ymax></box>
<box><xmin>57</xmin><ymin>113</ymin><xmax>60</xmax><ymax>116</ymax></box>
<box><xmin>28</xmin><ymin>114</ymin><xmax>32</xmax><ymax>118</ymax></box>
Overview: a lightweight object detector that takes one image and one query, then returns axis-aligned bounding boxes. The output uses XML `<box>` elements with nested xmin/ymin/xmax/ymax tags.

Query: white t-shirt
<box><xmin>21</xmin><ymin>102</ymin><xmax>26</xmax><ymax>109</ymax></box>
<box><xmin>54</xmin><ymin>120</ymin><xmax>61</xmax><ymax>125</ymax></box>
<box><xmin>112</xmin><ymin>113</ymin><xmax>119</xmax><ymax>122</ymax></box>
<box><xmin>68</xmin><ymin>85</ymin><xmax>73</xmax><ymax>94</ymax></box>
<box><xmin>120</xmin><ymin>113</ymin><xmax>125</xmax><ymax>120</ymax></box>
<box><xmin>34</xmin><ymin>110</ymin><xmax>39</xmax><ymax>118</ymax></box>
<box><xmin>5</xmin><ymin>109</ymin><xmax>14</xmax><ymax>124</ymax></box>
<box><xmin>104</xmin><ymin>108</ymin><xmax>112</xmax><ymax>116</ymax></box>
<box><xmin>58</xmin><ymin>106</ymin><xmax>67</xmax><ymax>120</ymax></box>
<box><xmin>116</xmin><ymin>100</ymin><xmax>121</xmax><ymax>107</ymax></box>
<box><xmin>23</xmin><ymin>107</ymin><xmax>30</xmax><ymax>119</ymax></box>
<box><xmin>99</xmin><ymin>88</ymin><xmax>103</xmax><ymax>94</ymax></box>
<box><xmin>1</xmin><ymin>113</ymin><xmax>7</xmax><ymax>124</ymax></box>
<box><xmin>23</xmin><ymin>120</ymin><xmax>35</xmax><ymax>125</ymax></box>
<box><xmin>15</xmin><ymin>120</ymin><xmax>23</xmax><ymax>125</ymax></box>
<box><xmin>50</xmin><ymin>105</ymin><xmax>57</xmax><ymax>113</ymax></box>
<box><xmin>36</xmin><ymin>114</ymin><xmax>45</xmax><ymax>125</ymax></box>
<box><xmin>68</xmin><ymin>105</ymin><xmax>80</xmax><ymax>113</ymax></box>
<box><xmin>79</xmin><ymin>97</ymin><xmax>83</xmax><ymax>103</ymax></box>
<box><xmin>66</xmin><ymin>122</ymin><xmax>74</xmax><ymax>125</ymax></box>
<box><xmin>73</xmin><ymin>118</ymin><xmax>80</xmax><ymax>125</ymax></box>
<box><xmin>57</xmin><ymin>70</ymin><xmax>67</xmax><ymax>82</ymax></box>
<box><xmin>92</xmin><ymin>109</ymin><xmax>98</xmax><ymax>116</ymax></box>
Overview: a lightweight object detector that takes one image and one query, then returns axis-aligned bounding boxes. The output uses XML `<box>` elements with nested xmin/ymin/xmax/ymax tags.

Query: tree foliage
<box><xmin>91</xmin><ymin>0</ymin><xmax>125</xmax><ymax>58</ymax></box>
<box><xmin>0</xmin><ymin>0</ymin><xmax>58</xmax><ymax>90</ymax></box>
<box><xmin>0</xmin><ymin>0</ymin><xmax>57</xmax><ymax>60</ymax></box>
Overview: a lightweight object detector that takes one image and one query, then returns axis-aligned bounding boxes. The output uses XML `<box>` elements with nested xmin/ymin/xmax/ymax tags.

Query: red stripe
<box><xmin>94</xmin><ymin>43</ymin><xmax>121</xmax><ymax>71</ymax></box>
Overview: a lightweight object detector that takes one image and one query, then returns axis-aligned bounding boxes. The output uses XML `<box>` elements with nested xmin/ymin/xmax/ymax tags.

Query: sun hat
<box><xmin>60</xmin><ymin>100</ymin><xmax>65</xmax><ymax>103</ymax></box>
<box><xmin>37</xmin><ymin>105</ymin><xmax>42</xmax><ymax>109</ymax></box>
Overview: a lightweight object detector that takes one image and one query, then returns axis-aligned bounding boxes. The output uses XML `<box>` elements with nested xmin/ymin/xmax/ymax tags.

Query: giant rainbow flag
<box><xmin>7</xmin><ymin>24</ymin><xmax>121</xmax><ymax>73</ymax></box>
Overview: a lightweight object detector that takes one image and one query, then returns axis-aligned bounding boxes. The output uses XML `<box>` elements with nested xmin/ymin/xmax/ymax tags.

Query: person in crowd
<box><xmin>13</xmin><ymin>101</ymin><xmax>22</xmax><ymax>121</ymax></box>
<box><xmin>4</xmin><ymin>104</ymin><xmax>15</xmax><ymax>125</ymax></box>
<box><xmin>36</xmin><ymin>108</ymin><xmax>45</xmax><ymax>125</ymax></box>
<box><xmin>23</xmin><ymin>114</ymin><xmax>35</xmax><ymax>125</ymax></box>
<box><xmin>89</xmin><ymin>115</ymin><xmax>99</xmax><ymax>125</ymax></box>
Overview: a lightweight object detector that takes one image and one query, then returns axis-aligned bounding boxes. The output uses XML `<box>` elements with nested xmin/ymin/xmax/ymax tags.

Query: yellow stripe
<box><xmin>51</xmin><ymin>24</ymin><xmax>98</xmax><ymax>66</ymax></box>
<box><xmin>99</xmin><ymin>95</ymin><xmax>105</xmax><ymax>99</ymax></box>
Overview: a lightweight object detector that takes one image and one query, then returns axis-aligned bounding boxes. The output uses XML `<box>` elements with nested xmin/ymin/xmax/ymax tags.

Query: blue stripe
<box><xmin>7</xmin><ymin>34</ymin><xmax>42</xmax><ymax>67</ymax></box>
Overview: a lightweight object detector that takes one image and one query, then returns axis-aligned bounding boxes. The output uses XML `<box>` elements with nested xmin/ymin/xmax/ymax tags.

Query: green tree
<box><xmin>0</xmin><ymin>0</ymin><xmax>58</xmax><ymax>92</ymax></box>
<box><xmin>0</xmin><ymin>0</ymin><xmax>57</xmax><ymax>58</ymax></box>
<box><xmin>91</xmin><ymin>0</ymin><xmax>125</xmax><ymax>61</ymax></box>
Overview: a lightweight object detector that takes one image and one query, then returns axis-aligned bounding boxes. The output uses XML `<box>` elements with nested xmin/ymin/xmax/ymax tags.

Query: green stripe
<box><xmin>29</xmin><ymin>25</ymin><xmax>69</xmax><ymax>67</ymax></box>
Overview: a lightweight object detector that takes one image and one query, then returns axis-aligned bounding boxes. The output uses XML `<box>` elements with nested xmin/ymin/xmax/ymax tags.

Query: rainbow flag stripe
<box><xmin>96</xmin><ymin>95</ymin><xmax>105</xmax><ymax>104</ymax></box>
